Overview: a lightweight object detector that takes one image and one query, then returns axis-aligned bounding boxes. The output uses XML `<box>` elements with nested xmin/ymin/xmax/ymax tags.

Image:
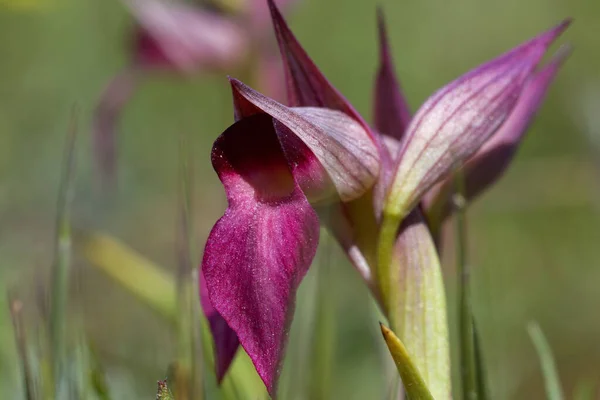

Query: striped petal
<box><xmin>267</xmin><ymin>0</ymin><xmax>378</xmax><ymax>145</ymax></box>
<box><xmin>423</xmin><ymin>45</ymin><xmax>571</xmax><ymax>231</ymax></box>
<box><xmin>384</xmin><ymin>19</ymin><xmax>570</xmax><ymax>221</ymax></box>
<box><xmin>373</xmin><ymin>9</ymin><xmax>411</xmax><ymax>151</ymax></box>
<box><xmin>230</xmin><ymin>79</ymin><xmax>380</xmax><ymax>203</ymax></box>
<box><xmin>372</xmin><ymin>11</ymin><xmax>412</xmax><ymax>216</ymax></box>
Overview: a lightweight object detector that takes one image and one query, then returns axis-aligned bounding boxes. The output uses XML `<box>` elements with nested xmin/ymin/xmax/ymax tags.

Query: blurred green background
<box><xmin>1</xmin><ymin>0</ymin><xmax>599</xmax><ymax>398</ymax></box>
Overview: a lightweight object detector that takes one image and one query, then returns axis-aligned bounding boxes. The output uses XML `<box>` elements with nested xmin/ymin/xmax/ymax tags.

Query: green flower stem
<box><xmin>376</xmin><ymin>213</ymin><xmax>402</xmax><ymax>313</ymax></box>
<box><xmin>453</xmin><ymin>175</ymin><xmax>477</xmax><ymax>400</ymax></box>
<box><xmin>473</xmin><ymin>319</ymin><xmax>490</xmax><ymax>400</ymax></box>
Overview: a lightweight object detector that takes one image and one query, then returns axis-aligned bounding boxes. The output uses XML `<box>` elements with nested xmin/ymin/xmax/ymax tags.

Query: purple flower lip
<box><xmin>203</xmin><ymin>112</ymin><xmax>320</xmax><ymax>396</ymax></box>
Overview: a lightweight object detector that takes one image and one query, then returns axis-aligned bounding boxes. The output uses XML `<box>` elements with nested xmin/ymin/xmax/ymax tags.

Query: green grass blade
<box><xmin>173</xmin><ymin>132</ymin><xmax>203</xmax><ymax>400</ymax></box>
<box><xmin>473</xmin><ymin>318</ymin><xmax>490</xmax><ymax>400</ymax></box>
<box><xmin>49</xmin><ymin>109</ymin><xmax>78</xmax><ymax>395</ymax></box>
<box><xmin>82</xmin><ymin>233</ymin><xmax>177</xmax><ymax>323</ymax></box>
<box><xmin>453</xmin><ymin>172</ymin><xmax>478</xmax><ymax>400</ymax></box>
<box><xmin>527</xmin><ymin>321</ymin><xmax>564</xmax><ymax>400</ymax></box>
<box><xmin>8</xmin><ymin>294</ymin><xmax>36</xmax><ymax>400</ymax></box>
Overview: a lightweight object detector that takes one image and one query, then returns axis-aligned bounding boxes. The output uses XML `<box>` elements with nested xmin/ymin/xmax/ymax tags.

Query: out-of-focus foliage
<box><xmin>1</xmin><ymin>0</ymin><xmax>600</xmax><ymax>398</ymax></box>
<box><xmin>0</xmin><ymin>0</ymin><xmax>49</xmax><ymax>12</ymax></box>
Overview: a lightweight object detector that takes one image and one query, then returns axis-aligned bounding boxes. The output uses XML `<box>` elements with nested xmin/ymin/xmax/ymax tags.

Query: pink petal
<box><xmin>127</xmin><ymin>0</ymin><xmax>248</xmax><ymax>72</ymax></box>
<box><xmin>266</xmin><ymin>0</ymin><xmax>387</xmax><ymax>286</ymax></box>
<box><xmin>202</xmin><ymin>114</ymin><xmax>319</xmax><ymax>396</ymax></box>
<box><xmin>373</xmin><ymin>9</ymin><xmax>411</xmax><ymax>151</ymax></box>
<box><xmin>372</xmin><ymin>11</ymin><xmax>413</xmax><ymax>217</ymax></box>
<box><xmin>247</xmin><ymin>0</ymin><xmax>299</xmax><ymax>33</ymax></box>
<box><xmin>199</xmin><ymin>272</ymin><xmax>240</xmax><ymax>383</ymax></box>
<box><xmin>266</xmin><ymin>0</ymin><xmax>379</xmax><ymax>144</ymax></box>
<box><xmin>423</xmin><ymin>45</ymin><xmax>571</xmax><ymax>229</ymax></box>
<box><xmin>385</xmin><ymin>19</ymin><xmax>570</xmax><ymax>219</ymax></box>
<box><xmin>230</xmin><ymin>79</ymin><xmax>380</xmax><ymax>203</ymax></box>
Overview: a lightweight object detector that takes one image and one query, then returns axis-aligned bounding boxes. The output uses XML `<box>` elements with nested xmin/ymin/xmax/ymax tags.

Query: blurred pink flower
<box><xmin>92</xmin><ymin>0</ymin><xmax>298</xmax><ymax>187</ymax></box>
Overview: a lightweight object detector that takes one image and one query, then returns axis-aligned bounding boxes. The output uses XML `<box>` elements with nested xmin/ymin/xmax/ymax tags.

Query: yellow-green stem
<box><xmin>453</xmin><ymin>176</ymin><xmax>477</xmax><ymax>400</ymax></box>
<box><xmin>376</xmin><ymin>213</ymin><xmax>402</xmax><ymax>313</ymax></box>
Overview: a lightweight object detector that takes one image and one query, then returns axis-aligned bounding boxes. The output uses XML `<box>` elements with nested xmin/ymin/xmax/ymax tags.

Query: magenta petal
<box><xmin>127</xmin><ymin>0</ymin><xmax>248</xmax><ymax>72</ymax></box>
<box><xmin>266</xmin><ymin>0</ymin><xmax>379</xmax><ymax>142</ymax></box>
<box><xmin>92</xmin><ymin>68</ymin><xmax>139</xmax><ymax>188</ymax></box>
<box><xmin>373</xmin><ymin>10</ymin><xmax>411</xmax><ymax>148</ymax></box>
<box><xmin>202</xmin><ymin>114</ymin><xmax>319</xmax><ymax>396</ymax></box>
<box><xmin>371</xmin><ymin>10</ymin><xmax>415</xmax><ymax>217</ymax></box>
<box><xmin>199</xmin><ymin>272</ymin><xmax>240</xmax><ymax>383</ymax></box>
<box><xmin>385</xmin><ymin>19</ymin><xmax>570</xmax><ymax>218</ymax></box>
<box><xmin>229</xmin><ymin>79</ymin><xmax>380</xmax><ymax>202</ymax></box>
<box><xmin>267</xmin><ymin>0</ymin><xmax>352</xmax><ymax>110</ymax></box>
<box><xmin>248</xmin><ymin>0</ymin><xmax>298</xmax><ymax>32</ymax></box>
<box><xmin>423</xmin><ymin>46</ymin><xmax>571</xmax><ymax>228</ymax></box>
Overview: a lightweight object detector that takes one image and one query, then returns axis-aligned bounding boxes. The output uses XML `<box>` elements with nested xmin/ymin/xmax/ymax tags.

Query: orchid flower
<box><xmin>201</xmin><ymin>0</ymin><xmax>570</xmax><ymax>396</ymax></box>
<box><xmin>92</xmin><ymin>0</ymin><xmax>297</xmax><ymax>186</ymax></box>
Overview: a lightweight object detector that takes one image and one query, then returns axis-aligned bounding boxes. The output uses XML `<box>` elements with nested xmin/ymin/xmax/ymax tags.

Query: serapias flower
<box><xmin>201</xmin><ymin>0</ymin><xmax>570</xmax><ymax>396</ymax></box>
<box><xmin>92</xmin><ymin>0</ymin><xmax>298</xmax><ymax>186</ymax></box>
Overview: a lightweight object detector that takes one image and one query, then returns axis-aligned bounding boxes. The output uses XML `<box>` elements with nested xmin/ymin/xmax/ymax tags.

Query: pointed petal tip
<box><xmin>267</xmin><ymin>0</ymin><xmax>286</xmax><ymax>28</ymax></box>
<box><xmin>376</xmin><ymin>5</ymin><xmax>385</xmax><ymax>30</ymax></box>
<box><xmin>536</xmin><ymin>18</ymin><xmax>572</xmax><ymax>48</ymax></box>
<box><xmin>496</xmin><ymin>18</ymin><xmax>571</xmax><ymax>73</ymax></box>
<box><xmin>228</xmin><ymin>77</ymin><xmax>250</xmax><ymax>96</ymax></box>
<box><xmin>267</xmin><ymin>0</ymin><xmax>278</xmax><ymax>13</ymax></box>
<box><xmin>376</xmin><ymin>7</ymin><xmax>389</xmax><ymax>59</ymax></box>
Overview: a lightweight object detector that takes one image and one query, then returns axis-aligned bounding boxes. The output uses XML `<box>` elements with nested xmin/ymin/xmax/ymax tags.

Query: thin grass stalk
<box><xmin>49</xmin><ymin>110</ymin><xmax>78</xmax><ymax>396</ymax></box>
<box><xmin>527</xmin><ymin>321</ymin><xmax>564</xmax><ymax>400</ymax></box>
<box><xmin>472</xmin><ymin>318</ymin><xmax>489</xmax><ymax>400</ymax></box>
<box><xmin>453</xmin><ymin>171</ymin><xmax>477</xmax><ymax>400</ymax></box>
<box><xmin>175</xmin><ymin>132</ymin><xmax>203</xmax><ymax>399</ymax></box>
<box><xmin>8</xmin><ymin>294</ymin><xmax>36</xmax><ymax>400</ymax></box>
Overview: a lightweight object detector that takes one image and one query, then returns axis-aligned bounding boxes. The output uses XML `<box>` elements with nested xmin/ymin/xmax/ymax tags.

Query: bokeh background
<box><xmin>1</xmin><ymin>0</ymin><xmax>599</xmax><ymax>398</ymax></box>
